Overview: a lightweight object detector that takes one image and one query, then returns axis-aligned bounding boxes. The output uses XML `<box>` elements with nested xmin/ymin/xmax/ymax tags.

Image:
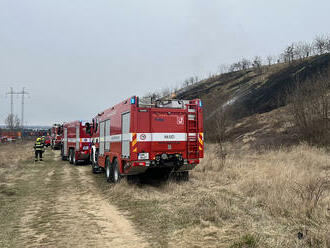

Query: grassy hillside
<box><xmin>176</xmin><ymin>54</ymin><xmax>330</xmax><ymax>143</ymax></box>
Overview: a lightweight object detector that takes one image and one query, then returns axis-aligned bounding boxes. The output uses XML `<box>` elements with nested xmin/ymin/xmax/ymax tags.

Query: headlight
<box><xmin>161</xmin><ymin>154</ymin><xmax>168</xmax><ymax>160</ymax></box>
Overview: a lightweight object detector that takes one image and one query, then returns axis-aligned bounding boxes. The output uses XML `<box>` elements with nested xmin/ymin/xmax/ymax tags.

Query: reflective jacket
<box><xmin>34</xmin><ymin>141</ymin><xmax>44</xmax><ymax>151</ymax></box>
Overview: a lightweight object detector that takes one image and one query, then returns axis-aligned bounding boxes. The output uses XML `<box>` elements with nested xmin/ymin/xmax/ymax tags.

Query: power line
<box><xmin>6</xmin><ymin>87</ymin><xmax>30</xmax><ymax>132</ymax></box>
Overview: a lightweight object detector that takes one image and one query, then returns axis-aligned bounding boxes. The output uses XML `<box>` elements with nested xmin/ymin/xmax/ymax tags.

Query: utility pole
<box><xmin>8</xmin><ymin>87</ymin><xmax>14</xmax><ymax>118</ymax></box>
<box><xmin>21</xmin><ymin>87</ymin><xmax>28</xmax><ymax>133</ymax></box>
<box><xmin>6</xmin><ymin>87</ymin><xmax>29</xmax><ymax>136</ymax></box>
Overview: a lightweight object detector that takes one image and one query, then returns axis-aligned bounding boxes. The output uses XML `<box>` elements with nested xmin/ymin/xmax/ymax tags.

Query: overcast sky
<box><xmin>0</xmin><ymin>0</ymin><xmax>329</xmax><ymax>126</ymax></box>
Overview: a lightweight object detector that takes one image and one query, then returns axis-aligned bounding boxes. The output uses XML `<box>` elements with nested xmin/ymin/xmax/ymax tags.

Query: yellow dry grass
<box><xmin>1</xmin><ymin>141</ymin><xmax>329</xmax><ymax>247</ymax></box>
<box><xmin>0</xmin><ymin>141</ymin><xmax>34</xmax><ymax>168</ymax></box>
<box><xmin>105</xmin><ymin>143</ymin><xmax>330</xmax><ymax>248</ymax></box>
<box><xmin>195</xmin><ymin>144</ymin><xmax>330</xmax><ymax>247</ymax></box>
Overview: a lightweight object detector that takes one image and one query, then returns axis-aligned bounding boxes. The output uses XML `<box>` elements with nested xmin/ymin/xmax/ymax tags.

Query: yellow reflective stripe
<box><xmin>132</xmin><ymin>139</ymin><xmax>137</xmax><ymax>147</ymax></box>
<box><xmin>131</xmin><ymin>133</ymin><xmax>137</xmax><ymax>153</ymax></box>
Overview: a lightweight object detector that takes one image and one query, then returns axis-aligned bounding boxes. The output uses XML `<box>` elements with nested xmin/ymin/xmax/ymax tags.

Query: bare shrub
<box><xmin>214</xmin><ymin>105</ymin><xmax>232</xmax><ymax>169</ymax></box>
<box><xmin>287</xmin><ymin>68</ymin><xmax>330</xmax><ymax>145</ymax></box>
<box><xmin>293</xmin><ymin>175</ymin><xmax>330</xmax><ymax>217</ymax></box>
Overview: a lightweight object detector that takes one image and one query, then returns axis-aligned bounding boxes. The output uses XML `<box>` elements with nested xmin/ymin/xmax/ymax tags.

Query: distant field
<box><xmin>1</xmin><ymin>142</ymin><xmax>329</xmax><ymax>248</ymax></box>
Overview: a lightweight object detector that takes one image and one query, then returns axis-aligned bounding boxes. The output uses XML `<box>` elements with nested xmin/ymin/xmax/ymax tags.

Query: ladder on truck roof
<box><xmin>186</xmin><ymin>101</ymin><xmax>199</xmax><ymax>159</ymax></box>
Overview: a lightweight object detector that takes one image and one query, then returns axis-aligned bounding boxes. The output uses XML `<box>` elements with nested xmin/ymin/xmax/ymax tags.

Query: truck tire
<box><xmin>112</xmin><ymin>159</ymin><xmax>121</xmax><ymax>183</ymax></box>
<box><xmin>69</xmin><ymin>149</ymin><xmax>73</xmax><ymax>164</ymax></box>
<box><xmin>182</xmin><ymin>171</ymin><xmax>189</xmax><ymax>181</ymax></box>
<box><xmin>61</xmin><ymin>146</ymin><xmax>66</xmax><ymax>161</ymax></box>
<box><xmin>92</xmin><ymin>165</ymin><xmax>98</xmax><ymax>174</ymax></box>
<box><xmin>105</xmin><ymin>157</ymin><xmax>112</xmax><ymax>183</ymax></box>
<box><xmin>72</xmin><ymin>150</ymin><xmax>78</xmax><ymax>165</ymax></box>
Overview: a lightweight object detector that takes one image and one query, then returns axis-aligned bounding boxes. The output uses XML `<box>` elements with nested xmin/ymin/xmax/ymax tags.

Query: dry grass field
<box><xmin>98</xmin><ymin>144</ymin><xmax>330</xmax><ymax>248</ymax></box>
<box><xmin>1</xmin><ymin>142</ymin><xmax>330</xmax><ymax>247</ymax></box>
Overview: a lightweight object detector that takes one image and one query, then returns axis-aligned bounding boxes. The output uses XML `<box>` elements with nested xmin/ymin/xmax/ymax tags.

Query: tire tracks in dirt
<box><xmin>18</xmin><ymin>151</ymin><xmax>149</xmax><ymax>248</ymax></box>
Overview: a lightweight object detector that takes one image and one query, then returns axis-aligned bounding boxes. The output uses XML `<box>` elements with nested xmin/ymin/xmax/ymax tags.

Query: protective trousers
<box><xmin>35</xmin><ymin>150</ymin><xmax>43</xmax><ymax>160</ymax></box>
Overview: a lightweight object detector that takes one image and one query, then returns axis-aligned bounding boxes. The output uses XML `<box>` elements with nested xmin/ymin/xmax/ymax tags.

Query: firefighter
<box><xmin>41</xmin><ymin>136</ymin><xmax>46</xmax><ymax>146</ymax></box>
<box><xmin>34</xmin><ymin>137</ymin><xmax>45</xmax><ymax>161</ymax></box>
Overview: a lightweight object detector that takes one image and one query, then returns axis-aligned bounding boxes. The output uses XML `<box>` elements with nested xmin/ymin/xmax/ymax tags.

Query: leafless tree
<box><xmin>326</xmin><ymin>38</ymin><xmax>330</xmax><ymax>53</ymax></box>
<box><xmin>301</xmin><ymin>42</ymin><xmax>313</xmax><ymax>58</ymax></box>
<box><xmin>293</xmin><ymin>42</ymin><xmax>306</xmax><ymax>60</ymax></box>
<box><xmin>5</xmin><ymin>114</ymin><xmax>20</xmax><ymax>130</ymax></box>
<box><xmin>266</xmin><ymin>55</ymin><xmax>273</xmax><ymax>66</ymax></box>
<box><xmin>252</xmin><ymin>56</ymin><xmax>262</xmax><ymax>73</ymax></box>
<box><xmin>183</xmin><ymin>76</ymin><xmax>199</xmax><ymax>87</ymax></box>
<box><xmin>229</xmin><ymin>59</ymin><xmax>251</xmax><ymax>72</ymax></box>
<box><xmin>314</xmin><ymin>35</ymin><xmax>328</xmax><ymax>55</ymax></box>
<box><xmin>229</xmin><ymin>62</ymin><xmax>239</xmax><ymax>72</ymax></box>
<box><xmin>240</xmin><ymin>58</ymin><xmax>251</xmax><ymax>70</ymax></box>
<box><xmin>283</xmin><ymin>44</ymin><xmax>295</xmax><ymax>63</ymax></box>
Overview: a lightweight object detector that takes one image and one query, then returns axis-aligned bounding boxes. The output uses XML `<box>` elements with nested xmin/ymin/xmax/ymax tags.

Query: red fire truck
<box><xmin>51</xmin><ymin>124</ymin><xmax>63</xmax><ymax>150</ymax></box>
<box><xmin>89</xmin><ymin>96</ymin><xmax>203</xmax><ymax>183</ymax></box>
<box><xmin>61</xmin><ymin>120</ymin><xmax>91</xmax><ymax>165</ymax></box>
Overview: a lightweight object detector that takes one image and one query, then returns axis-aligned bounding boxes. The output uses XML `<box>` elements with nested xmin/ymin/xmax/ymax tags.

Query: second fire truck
<box><xmin>61</xmin><ymin>120</ymin><xmax>91</xmax><ymax>165</ymax></box>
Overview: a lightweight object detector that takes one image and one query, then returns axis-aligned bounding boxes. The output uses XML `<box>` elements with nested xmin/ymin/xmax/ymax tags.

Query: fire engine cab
<box><xmin>89</xmin><ymin>96</ymin><xmax>203</xmax><ymax>183</ymax></box>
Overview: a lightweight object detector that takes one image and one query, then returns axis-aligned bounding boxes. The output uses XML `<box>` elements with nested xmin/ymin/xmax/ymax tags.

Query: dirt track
<box><xmin>0</xmin><ymin>148</ymin><xmax>149</xmax><ymax>248</ymax></box>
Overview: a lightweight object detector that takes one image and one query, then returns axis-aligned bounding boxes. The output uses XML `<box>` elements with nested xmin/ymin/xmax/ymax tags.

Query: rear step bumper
<box><xmin>124</xmin><ymin>159</ymin><xmax>199</xmax><ymax>175</ymax></box>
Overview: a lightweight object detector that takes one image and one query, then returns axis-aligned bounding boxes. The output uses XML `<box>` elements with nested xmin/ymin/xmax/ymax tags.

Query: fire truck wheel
<box><xmin>72</xmin><ymin>151</ymin><xmax>78</xmax><ymax>165</ymax></box>
<box><xmin>68</xmin><ymin>150</ymin><xmax>71</xmax><ymax>163</ymax></box>
<box><xmin>69</xmin><ymin>150</ymin><xmax>73</xmax><ymax>164</ymax></box>
<box><xmin>61</xmin><ymin>146</ymin><xmax>66</xmax><ymax>161</ymax></box>
<box><xmin>92</xmin><ymin>165</ymin><xmax>98</xmax><ymax>174</ymax></box>
<box><xmin>182</xmin><ymin>171</ymin><xmax>189</xmax><ymax>181</ymax></box>
<box><xmin>105</xmin><ymin>157</ymin><xmax>112</xmax><ymax>183</ymax></box>
<box><xmin>112</xmin><ymin>159</ymin><xmax>121</xmax><ymax>183</ymax></box>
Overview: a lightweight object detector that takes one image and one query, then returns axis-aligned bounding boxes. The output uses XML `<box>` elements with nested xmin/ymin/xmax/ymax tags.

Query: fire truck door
<box><xmin>64</xmin><ymin>128</ymin><xmax>68</xmax><ymax>156</ymax></box>
<box><xmin>76</xmin><ymin>126</ymin><xmax>80</xmax><ymax>151</ymax></box>
<box><xmin>99</xmin><ymin>121</ymin><xmax>105</xmax><ymax>155</ymax></box>
<box><xmin>121</xmin><ymin>112</ymin><xmax>130</xmax><ymax>158</ymax></box>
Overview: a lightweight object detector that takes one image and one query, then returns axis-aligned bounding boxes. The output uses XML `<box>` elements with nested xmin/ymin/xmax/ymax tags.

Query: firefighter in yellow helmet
<box><xmin>34</xmin><ymin>137</ymin><xmax>45</xmax><ymax>161</ymax></box>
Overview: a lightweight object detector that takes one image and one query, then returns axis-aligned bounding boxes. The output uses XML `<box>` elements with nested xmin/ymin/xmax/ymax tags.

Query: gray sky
<box><xmin>0</xmin><ymin>0</ymin><xmax>329</xmax><ymax>126</ymax></box>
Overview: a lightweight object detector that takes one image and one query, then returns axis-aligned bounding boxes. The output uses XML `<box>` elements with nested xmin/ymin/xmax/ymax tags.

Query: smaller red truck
<box><xmin>44</xmin><ymin>136</ymin><xmax>52</xmax><ymax>147</ymax></box>
<box><xmin>61</xmin><ymin>120</ymin><xmax>91</xmax><ymax>165</ymax></box>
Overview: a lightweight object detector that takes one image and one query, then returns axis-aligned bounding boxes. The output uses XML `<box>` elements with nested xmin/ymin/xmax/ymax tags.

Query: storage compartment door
<box><xmin>121</xmin><ymin>112</ymin><xmax>130</xmax><ymax>158</ymax></box>
<box><xmin>64</xmin><ymin>128</ymin><xmax>68</xmax><ymax>156</ymax></box>
<box><xmin>105</xmin><ymin>120</ymin><xmax>111</xmax><ymax>151</ymax></box>
<box><xmin>76</xmin><ymin>126</ymin><xmax>80</xmax><ymax>151</ymax></box>
<box><xmin>99</xmin><ymin>121</ymin><xmax>105</xmax><ymax>155</ymax></box>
